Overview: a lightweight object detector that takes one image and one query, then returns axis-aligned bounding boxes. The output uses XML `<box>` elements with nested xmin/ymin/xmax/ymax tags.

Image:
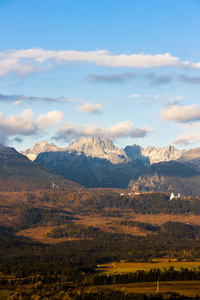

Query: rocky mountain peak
<box><xmin>68</xmin><ymin>137</ymin><xmax>115</xmax><ymax>151</ymax></box>
<box><xmin>20</xmin><ymin>138</ymin><xmax>185</xmax><ymax>167</ymax></box>
<box><xmin>67</xmin><ymin>137</ymin><xmax>129</xmax><ymax>164</ymax></box>
<box><xmin>124</xmin><ymin>145</ymin><xmax>150</xmax><ymax>166</ymax></box>
<box><xmin>20</xmin><ymin>141</ymin><xmax>66</xmax><ymax>161</ymax></box>
<box><xmin>124</xmin><ymin>144</ymin><xmax>183</xmax><ymax>165</ymax></box>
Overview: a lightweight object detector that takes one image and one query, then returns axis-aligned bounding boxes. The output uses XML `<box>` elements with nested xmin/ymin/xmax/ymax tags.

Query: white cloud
<box><xmin>107</xmin><ymin>121</ymin><xmax>134</xmax><ymax>138</ymax></box>
<box><xmin>173</xmin><ymin>132</ymin><xmax>200</xmax><ymax>146</ymax></box>
<box><xmin>178</xmin><ymin>122</ymin><xmax>200</xmax><ymax>130</ymax></box>
<box><xmin>168</xmin><ymin>96</ymin><xmax>184</xmax><ymax>102</ymax></box>
<box><xmin>0</xmin><ymin>109</ymin><xmax>36</xmax><ymax>143</ymax></box>
<box><xmin>161</xmin><ymin>104</ymin><xmax>200</xmax><ymax>123</ymax></box>
<box><xmin>0</xmin><ymin>92</ymin><xmax>72</xmax><ymax>104</ymax></box>
<box><xmin>79</xmin><ymin>125</ymin><xmax>105</xmax><ymax>137</ymax></box>
<box><xmin>129</xmin><ymin>94</ymin><xmax>141</xmax><ymax>98</ymax></box>
<box><xmin>12</xmin><ymin>100</ymin><xmax>23</xmax><ymax>106</ymax></box>
<box><xmin>36</xmin><ymin>111</ymin><xmax>64</xmax><ymax>131</ymax></box>
<box><xmin>77</xmin><ymin>103</ymin><xmax>103</xmax><ymax>114</ymax></box>
<box><xmin>53</xmin><ymin>123</ymin><xmax>105</xmax><ymax>142</ymax></box>
<box><xmin>7</xmin><ymin>49</ymin><xmax>180</xmax><ymax>67</ymax></box>
<box><xmin>53</xmin><ymin>121</ymin><xmax>153</xmax><ymax>142</ymax></box>
<box><xmin>154</xmin><ymin>94</ymin><xmax>171</xmax><ymax>101</ymax></box>
<box><xmin>0</xmin><ymin>57</ymin><xmax>42</xmax><ymax>77</ymax></box>
<box><xmin>0</xmin><ymin>109</ymin><xmax>64</xmax><ymax>144</ymax></box>
<box><xmin>173</xmin><ymin>122</ymin><xmax>200</xmax><ymax>146</ymax></box>
<box><xmin>1</xmin><ymin>48</ymin><xmax>200</xmax><ymax>77</ymax></box>
<box><xmin>107</xmin><ymin>121</ymin><xmax>153</xmax><ymax>139</ymax></box>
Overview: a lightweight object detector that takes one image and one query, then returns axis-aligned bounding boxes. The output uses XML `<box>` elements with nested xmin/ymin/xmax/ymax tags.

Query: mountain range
<box><xmin>21</xmin><ymin>138</ymin><xmax>184</xmax><ymax>165</ymax></box>
<box><xmin>19</xmin><ymin>138</ymin><xmax>200</xmax><ymax>195</ymax></box>
<box><xmin>0</xmin><ymin>137</ymin><xmax>198</xmax><ymax>195</ymax></box>
<box><xmin>32</xmin><ymin>138</ymin><xmax>146</xmax><ymax>188</ymax></box>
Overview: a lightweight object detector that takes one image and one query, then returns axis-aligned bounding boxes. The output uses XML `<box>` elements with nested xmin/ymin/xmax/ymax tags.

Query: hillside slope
<box><xmin>35</xmin><ymin>149</ymin><xmax>146</xmax><ymax>188</ymax></box>
<box><xmin>0</xmin><ymin>145</ymin><xmax>79</xmax><ymax>191</ymax></box>
<box><xmin>128</xmin><ymin>160</ymin><xmax>200</xmax><ymax>196</ymax></box>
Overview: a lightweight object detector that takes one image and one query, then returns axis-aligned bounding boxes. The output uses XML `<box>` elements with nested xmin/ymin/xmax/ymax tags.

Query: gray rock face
<box><xmin>67</xmin><ymin>137</ymin><xmax>129</xmax><ymax>164</ymax></box>
<box><xmin>20</xmin><ymin>141</ymin><xmax>67</xmax><ymax>161</ymax></box>
<box><xmin>143</xmin><ymin>145</ymin><xmax>184</xmax><ymax>164</ymax></box>
<box><xmin>177</xmin><ymin>148</ymin><xmax>200</xmax><ymax>172</ymax></box>
<box><xmin>124</xmin><ymin>145</ymin><xmax>150</xmax><ymax>166</ymax></box>
<box><xmin>128</xmin><ymin>160</ymin><xmax>200</xmax><ymax>196</ymax></box>
<box><xmin>21</xmin><ymin>139</ymin><xmax>184</xmax><ymax>166</ymax></box>
<box><xmin>33</xmin><ymin>138</ymin><xmax>146</xmax><ymax>188</ymax></box>
<box><xmin>21</xmin><ymin>138</ymin><xmax>198</xmax><ymax>192</ymax></box>
<box><xmin>124</xmin><ymin>144</ymin><xmax>184</xmax><ymax>165</ymax></box>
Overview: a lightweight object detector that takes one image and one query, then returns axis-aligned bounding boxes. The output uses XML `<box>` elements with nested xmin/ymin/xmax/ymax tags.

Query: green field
<box><xmin>86</xmin><ymin>281</ymin><xmax>200</xmax><ymax>297</ymax></box>
<box><xmin>96</xmin><ymin>259</ymin><xmax>200</xmax><ymax>274</ymax></box>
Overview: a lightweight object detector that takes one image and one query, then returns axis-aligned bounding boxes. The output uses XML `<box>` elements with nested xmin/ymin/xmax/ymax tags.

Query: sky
<box><xmin>0</xmin><ymin>0</ymin><xmax>200</xmax><ymax>151</ymax></box>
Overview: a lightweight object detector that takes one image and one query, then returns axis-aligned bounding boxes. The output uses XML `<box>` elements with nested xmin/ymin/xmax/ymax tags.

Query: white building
<box><xmin>170</xmin><ymin>193</ymin><xmax>180</xmax><ymax>200</ymax></box>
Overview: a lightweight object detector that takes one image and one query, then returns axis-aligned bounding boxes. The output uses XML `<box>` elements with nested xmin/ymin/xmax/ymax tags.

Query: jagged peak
<box><xmin>67</xmin><ymin>137</ymin><xmax>116</xmax><ymax>151</ymax></box>
<box><xmin>20</xmin><ymin>141</ymin><xmax>66</xmax><ymax>161</ymax></box>
<box><xmin>67</xmin><ymin>137</ymin><xmax>129</xmax><ymax>164</ymax></box>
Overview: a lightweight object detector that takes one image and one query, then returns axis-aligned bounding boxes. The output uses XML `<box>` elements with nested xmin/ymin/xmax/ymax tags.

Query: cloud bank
<box><xmin>107</xmin><ymin>121</ymin><xmax>153</xmax><ymax>138</ymax></box>
<box><xmin>0</xmin><ymin>109</ymin><xmax>64</xmax><ymax>144</ymax></box>
<box><xmin>87</xmin><ymin>72</ymin><xmax>136</xmax><ymax>83</ymax></box>
<box><xmin>53</xmin><ymin>121</ymin><xmax>153</xmax><ymax>142</ymax></box>
<box><xmin>1</xmin><ymin>48</ymin><xmax>200</xmax><ymax>78</ymax></box>
<box><xmin>0</xmin><ymin>93</ymin><xmax>72</xmax><ymax>104</ymax></box>
<box><xmin>161</xmin><ymin>104</ymin><xmax>200</xmax><ymax>123</ymax></box>
<box><xmin>53</xmin><ymin>123</ymin><xmax>105</xmax><ymax>142</ymax></box>
<box><xmin>76</xmin><ymin>103</ymin><xmax>103</xmax><ymax>114</ymax></box>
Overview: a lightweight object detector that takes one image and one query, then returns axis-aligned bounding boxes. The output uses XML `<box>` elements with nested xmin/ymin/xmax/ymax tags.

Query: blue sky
<box><xmin>0</xmin><ymin>0</ymin><xmax>200</xmax><ymax>151</ymax></box>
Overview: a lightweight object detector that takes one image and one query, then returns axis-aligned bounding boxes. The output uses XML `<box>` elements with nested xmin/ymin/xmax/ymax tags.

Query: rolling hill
<box><xmin>0</xmin><ymin>145</ymin><xmax>80</xmax><ymax>191</ymax></box>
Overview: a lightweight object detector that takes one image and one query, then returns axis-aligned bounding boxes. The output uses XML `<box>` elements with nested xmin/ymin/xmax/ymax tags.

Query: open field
<box><xmin>15</xmin><ymin>226</ymin><xmax>91</xmax><ymax>244</ymax></box>
<box><xmin>96</xmin><ymin>259</ymin><xmax>200</xmax><ymax>274</ymax></box>
<box><xmin>14</xmin><ymin>211</ymin><xmax>200</xmax><ymax>243</ymax></box>
<box><xmin>133</xmin><ymin>213</ymin><xmax>200</xmax><ymax>226</ymax></box>
<box><xmin>87</xmin><ymin>280</ymin><xmax>200</xmax><ymax>297</ymax></box>
<box><xmin>0</xmin><ymin>290</ymin><xmax>12</xmax><ymax>300</ymax></box>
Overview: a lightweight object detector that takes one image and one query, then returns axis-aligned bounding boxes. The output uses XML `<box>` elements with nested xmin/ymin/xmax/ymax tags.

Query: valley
<box><xmin>1</xmin><ymin>140</ymin><xmax>200</xmax><ymax>298</ymax></box>
<box><xmin>1</xmin><ymin>187</ymin><xmax>200</xmax><ymax>299</ymax></box>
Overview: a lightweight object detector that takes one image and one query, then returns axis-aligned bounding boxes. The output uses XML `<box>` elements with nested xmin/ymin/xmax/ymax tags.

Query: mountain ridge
<box><xmin>0</xmin><ymin>144</ymin><xmax>80</xmax><ymax>191</ymax></box>
<box><xmin>17</xmin><ymin>138</ymin><xmax>200</xmax><ymax>193</ymax></box>
<box><xmin>21</xmin><ymin>138</ymin><xmax>184</xmax><ymax>165</ymax></box>
<box><xmin>20</xmin><ymin>141</ymin><xmax>67</xmax><ymax>161</ymax></box>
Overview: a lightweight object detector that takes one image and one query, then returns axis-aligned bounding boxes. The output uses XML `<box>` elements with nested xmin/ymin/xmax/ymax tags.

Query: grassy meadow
<box><xmin>96</xmin><ymin>259</ymin><xmax>200</xmax><ymax>274</ymax></box>
<box><xmin>85</xmin><ymin>280</ymin><xmax>200</xmax><ymax>297</ymax></box>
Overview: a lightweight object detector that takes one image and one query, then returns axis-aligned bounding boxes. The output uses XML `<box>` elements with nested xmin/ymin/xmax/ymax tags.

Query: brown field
<box><xmin>75</xmin><ymin>212</ymin><xmax>200</xmax><ymax>228</ymax></box>
<box><xmin>85</xmin><ymin>280</ymin><xmax>200</xmax><ymax>297</ymax></box>
<box><xmin>133</xmin><ymin>213</ymin><xmax>200</xmax><ymax>226</ymax></box>
<box><xmin>96</xmin><ymin>259</ymin><xmax>200</xmax><ymax>274</ymax></box>
<box><xmin>14</xmin><ymin>212</ymin><xmax>200</xmax><ymax>243</ymax></box>
<box><xmin>15</xmin><ymin>226</ymin><xmax>91</xmax><ymax>244</ymax></box>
